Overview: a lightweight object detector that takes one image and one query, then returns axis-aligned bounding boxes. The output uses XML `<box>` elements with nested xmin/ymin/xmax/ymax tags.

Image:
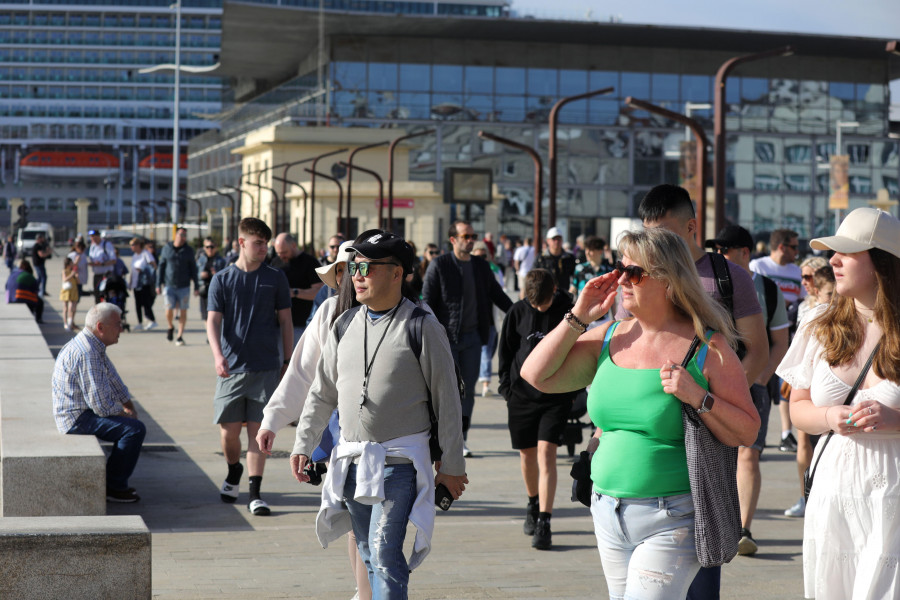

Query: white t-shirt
<box><xmin>513</xmin><ymin>245</ymin><xmax>535</xmax><ymax>278</ymax></box>
<box><xmin>749</xmin><ymin>255</ymin><xmax>805</xmax><ymax>305</ymax></box>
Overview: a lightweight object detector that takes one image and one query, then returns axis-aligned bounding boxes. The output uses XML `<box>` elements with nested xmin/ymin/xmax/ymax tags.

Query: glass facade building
<box><xmin>0</xmin><ymin>0</ymin><xmax>222</xmax><ymax>229</ymax></box>
<box><xmin>189</xmin><ymin>5</ymin><xmax>897</xmax><ymax>243</ymax></box>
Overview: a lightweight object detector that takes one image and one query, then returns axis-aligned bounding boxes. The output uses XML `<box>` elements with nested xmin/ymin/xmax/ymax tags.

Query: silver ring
<box><xmin>869</xmin><ymin>407</ymin><xmax>874</xmax><ymax>415</ymax></box>
<box><xmin>670</xmin><ymin>364</ymin><xmax>678</xmax><ymax>371</ymax></box>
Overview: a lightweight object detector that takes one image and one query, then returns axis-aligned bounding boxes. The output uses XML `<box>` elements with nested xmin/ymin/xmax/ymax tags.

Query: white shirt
<box><xmin>749</xmin><ymin>255</ymin><xmax>805</xmax><ymax>304</ymax></box>
<box><xmin>514</xmin><ymin>245</ymin><xmax>535</xmax><ymax>278</ymax></box>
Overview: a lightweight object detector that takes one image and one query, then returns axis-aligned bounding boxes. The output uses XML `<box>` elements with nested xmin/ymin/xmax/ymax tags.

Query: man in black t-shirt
<box><xmin>31</xmin><ymin>233</ymin><xmax>52</xmax><ymax>297</ymax></box>
<box><xmin>272</xmin><ymin>233</ymin><xmax>323</xmax><ymax>345</ymax></box>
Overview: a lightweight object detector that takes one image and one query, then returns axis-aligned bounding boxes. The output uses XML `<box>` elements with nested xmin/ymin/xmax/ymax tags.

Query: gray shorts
<box><xmin>747</xmin><ymin>383</ymin><xmax>771</xmax><ymax>453</ymax></box>
<box><xmin>213</xmin><ymin>370</ymin><xmax>279</xmax><ymax>425</ymax></box>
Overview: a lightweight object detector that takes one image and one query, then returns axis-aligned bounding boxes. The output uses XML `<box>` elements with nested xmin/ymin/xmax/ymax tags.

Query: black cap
<box><xmin>704</xmin><ymin>225</ymin><xmax>754</xmax><ymax>251</ymax></box>
<box><xmin>348</xmin><ymin>230</ymin><xmax>415</xmax><ymax>275</ymax></box>
<box><xmin>88</xmin><ymin>229</ymin><xmax>99</xmax><ymax>236</ymax></box>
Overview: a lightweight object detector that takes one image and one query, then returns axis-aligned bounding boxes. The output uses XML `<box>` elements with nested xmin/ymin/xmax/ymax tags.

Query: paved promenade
<box><xmin>33</xmin><ymin>255</ymin><xmax>805</xmax><ymax>599</ymax></box>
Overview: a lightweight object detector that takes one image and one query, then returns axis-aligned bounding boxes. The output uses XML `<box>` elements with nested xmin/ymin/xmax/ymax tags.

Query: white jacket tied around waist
<box><xmin>315</xmin><ymin>430</ymin><xmax>435</xmax><ymax>571</ymax></box>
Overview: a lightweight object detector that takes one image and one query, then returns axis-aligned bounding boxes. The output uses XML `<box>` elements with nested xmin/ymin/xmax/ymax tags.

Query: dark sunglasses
<box><xmin>614</xmin><ymin>260</ymin><xmax>647</xmax><ymax>285</ymax></box>
<box><xmin>456</xmin><ymin>234</ymin><xmax>479</xmax><ymax>241</ymax></box>
<box><xmin>329</xmin><ymin>244</ymin><xmax>340</xmax><ymax>249</ymax></box>
<box><xmin>347</xmin><ymin>261</ymin><xmax>399</xmax><ymax>277</ymax></box>
<box><xmin>427</xmin><ymin>250</ymin><xmax>439</xmax><ymax>256</ymax></box>
<box><xmin>204</xmin><ymin>245</ymin><xmax>216</xmax><ymax>249</ymax></box>
<box><xmin>801</xmin><ymin>274</ymin><xmax>814</xmax><ymax>281</ymax></box>
<box><xmin>783</xmin><ymin>243</ymin><xmax>799</xmax><ymax>250</ymax></box>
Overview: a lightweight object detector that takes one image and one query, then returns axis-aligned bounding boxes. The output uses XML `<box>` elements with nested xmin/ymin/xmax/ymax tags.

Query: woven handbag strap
<box><xmin>806</xmin><ymin>341</ymin><xmax>881</xmax><ymax>491</ymax></box>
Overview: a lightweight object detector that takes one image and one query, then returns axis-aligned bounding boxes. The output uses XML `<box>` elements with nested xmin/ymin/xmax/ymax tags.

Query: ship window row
<box><xmin>0</xmin><ymin>12</ymin><xmax>220</xmax><ymax>29</ymax></box>
<box><xmin>238</xmin><ymin>0</ymin><xmax>507</xmax><ymax>17</ymax></box>
<box><xmin>0</xmin><ymin>30</ymin><xmax>221</xmax><ymax>48</ymax></box>
<box><xmin>0</xmin><ymin>2</ymin><xmax>221</xmax><ymax>11</ymax></box>
<box><xmin>0</xmin><ymin>49</ymin><xmax>218</xmax><ymax>66</ymax></box>
<box><xmin>0</xmin><ymin>85</ymin><xmax>221</xmax><ymax>102</ymax></box>
<box><xmin>0</xmin><ymin>67</ymin><xmax>219</xmax><ymax>85</ymax></box>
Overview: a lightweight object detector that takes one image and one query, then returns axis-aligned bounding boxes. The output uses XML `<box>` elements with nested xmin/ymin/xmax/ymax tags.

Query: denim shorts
<box><xmin>164</xmin><ymin>286</ymin><xmax>191</xmax><ymax>310</ymax></box>
<box><xmin>590</xmin><ymin>492</ymin><xmax>700</xmax><ymax>600</ymax></box>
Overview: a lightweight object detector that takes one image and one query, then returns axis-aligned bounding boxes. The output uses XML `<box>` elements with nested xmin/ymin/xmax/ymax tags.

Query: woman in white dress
<box><xmin>776</xmin><ymin>207</ymin><xmax>900</xmax><ymax>600</ymax></box>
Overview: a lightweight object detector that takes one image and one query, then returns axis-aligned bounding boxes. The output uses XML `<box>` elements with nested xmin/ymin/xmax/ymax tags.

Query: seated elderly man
<box><xmin>52</xmin><ymin>302</ymin><xmax>146</xmax><ymax>503</ymax></box>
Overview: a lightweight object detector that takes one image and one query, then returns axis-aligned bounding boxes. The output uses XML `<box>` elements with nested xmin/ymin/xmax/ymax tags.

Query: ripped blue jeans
<box><xmin>590</xmin><ymin>492</ymin><xmax>700</xmax><ymax>600</ymax></box>
<box><xmin>343</xmin><ymin>462</ymin><xmax>417</xmax><ymax>600</ymax></box>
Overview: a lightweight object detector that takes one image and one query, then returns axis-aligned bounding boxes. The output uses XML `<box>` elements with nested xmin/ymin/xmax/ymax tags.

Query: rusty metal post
<box><xmin>624</xmin><ymin>97</ymin><xmax>711</xmax><ymax>244</ymax></box>
<box><xmin>478</xmin><ymin>131</ymin><xmax>543</xmax><ymax>257</ymax></box>
<box><xmin>388</xmin><ymin>130</ymin><xmax>434</xmax><ymax>232</ymax></box>
<box><xmin>305</xmin><ymin>169</ymin><xmax>343</xmax><ymax>238</ymax></box>
<box><xmin>340</xmin><ymin>161</ymin><xmax>384</xmax><ymax>229</ymax></box>
<box><xmin>346</xmin><ymin>141</ymin><xmax>389</xmax><ymax>233</ymax></box>
<box><xmin>548</xmin><ymin>87</ymin><xmax>614</xmax><ymax>227</ymax></box>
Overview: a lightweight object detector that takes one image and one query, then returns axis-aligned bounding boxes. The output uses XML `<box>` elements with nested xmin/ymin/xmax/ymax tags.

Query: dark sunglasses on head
<box><xmin>457</xmin><ymin>234</ymin><xmax>479</xmax><ymax>241</ymax></box>
<box><xmin>614</xmin><ymin>260</ymin><xmax>647</xmax><ymax>285</ymax></box>
<box><xmin>347</xmin><ymin>260</ymin><xmax>399</xmax><ymax>277</ymax></box>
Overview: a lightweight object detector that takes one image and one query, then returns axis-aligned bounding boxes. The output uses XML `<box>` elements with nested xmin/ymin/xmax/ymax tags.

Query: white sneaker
<box><xmin>145</xmin><ymin>321</ymin><xmax>158</xmax><ymax>330</ymax></box>
<box><xmin>462</xmin><ymin>443</ymin><xmax>473</xmax><ymax>458</ymax></box>
<box><xmin>63</xmin><ymin>323</ymin><xmax>70</xmax><ymax>331</ymax></box>
<box><xmin>175</xmin><ymin>337</ymin><xmax>186</xmax><ymax>346</ymax></box>
<box><xmin>784</xmin><ymin>497</ymin><xmax>806</xmax><ymax>518</ymax></box>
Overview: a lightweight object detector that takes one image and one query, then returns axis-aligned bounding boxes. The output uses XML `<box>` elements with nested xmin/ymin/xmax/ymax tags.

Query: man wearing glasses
<box><xmin>293</xmin><ymin>230</ymin><xmax>468</xmax><ymax>598</ymax></box>
<box><xmin>272</xmin><ymin>232</ymin><xmax>323</xmax><ymax>345</ymax></box>
<box><xmin>196</xmin><ymin>236</ymin><xmax>226</xmax><ymax>323</ymax></box>
<box><xmin>423</xmin><ymin>220</ymin><xmax>513</xmax><ymax>456</ymax></box>
<box><xmin>320</xmin><ymin>234</ymin><xmax>345</xmax><ymax>267</ymax></box>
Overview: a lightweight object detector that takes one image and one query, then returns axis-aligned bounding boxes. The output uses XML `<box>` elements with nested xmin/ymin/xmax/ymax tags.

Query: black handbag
<box><xmin>680</xmin><ymin>335</ymin><xmax>741</xmax><ymax>568</ymax></box>
<box><xmin>803</xmin><ymin>343</ymin><xmax>880</xmax><ymax>501</ymax></box>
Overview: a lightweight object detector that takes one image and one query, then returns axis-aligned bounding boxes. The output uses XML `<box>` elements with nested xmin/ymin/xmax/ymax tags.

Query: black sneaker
<box><xmin>524</xmin><ymin>505</ymin><xmax>538</xmax><ymax>536</ymax></box>
<box><xmin>532</xmin><ymin>517</ymin><xmax>552</xmax><ymax>550</ymax></box>
<box><xmin>167</xmin><ymin>327</ymin><xmax>174</xmax><ymax>342</ymax></box>
<box><xmin>106</xmin><ymin>488</ymin><xmax>140</xmax><ymax>503</ymax></box>
<box><xmin>738</xmin><ymin>527</ymin><xmax>758</xmax><ymax>556</ymax></box>
<box><xmin>779</xmin><ymin>432</ymin><xmax>798</xmax><ymax>453</ymax></box>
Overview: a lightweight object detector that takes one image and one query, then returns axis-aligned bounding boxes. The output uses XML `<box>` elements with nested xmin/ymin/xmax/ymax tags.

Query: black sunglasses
<box><xmin>614</xmin><ymin>260</ymin><xmax>647</xmax><ymax>285</ymax></box>
<box><xmin>456</xmin><ymin>234</ymin><xmax>479</xmax><ymax>241</ymax></box>
<box><xmin>427</xmin><ymin>250</ymin><xmax>439</xmax><ymax>256</ymax></box>
<box><xmin>347</xmin><ymin>261</ymin><xmax>399</xmax><ymax>277</ymax></box>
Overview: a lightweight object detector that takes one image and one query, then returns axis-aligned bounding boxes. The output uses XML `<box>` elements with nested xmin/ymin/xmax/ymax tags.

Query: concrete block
<box><xmin>0</xmin><ymin>516</ymin><xmax>151</xmax><ymax>600</ymax></box>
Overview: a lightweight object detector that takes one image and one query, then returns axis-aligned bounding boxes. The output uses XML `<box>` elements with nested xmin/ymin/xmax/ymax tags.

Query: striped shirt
<box><xmin>52</xmin><ymin>328</ymin><xmax>130</xmax><ymax>433</ymax></box>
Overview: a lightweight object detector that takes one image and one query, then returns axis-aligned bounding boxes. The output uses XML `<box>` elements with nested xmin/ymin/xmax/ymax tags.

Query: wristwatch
<box><xmin>698</xmin><ymin>392</ymin><xmax>715</xmax><ymax>414</ymax></box>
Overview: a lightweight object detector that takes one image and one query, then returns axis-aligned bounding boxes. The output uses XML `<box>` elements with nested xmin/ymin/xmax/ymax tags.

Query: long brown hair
<box><xmin>809</xmin><ymin>248</ymin><xmax>900</xmax><ymax>383</ymax></box>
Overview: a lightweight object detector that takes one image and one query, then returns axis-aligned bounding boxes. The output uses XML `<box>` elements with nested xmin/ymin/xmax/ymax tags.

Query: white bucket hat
<box><xmin>810</xmin><ymin>207</ymin><xmax>900</xmax><ymax>260</ymax></box>
<box><xmin>314</xmin><ymin>241</ymin><xmax>354</xmax><ymax>290</ymax></box>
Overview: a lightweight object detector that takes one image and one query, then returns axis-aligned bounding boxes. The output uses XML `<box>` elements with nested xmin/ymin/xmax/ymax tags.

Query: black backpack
<box><xmin>334</xmin><ymin>303</ymin><xmax>465</xmax><ymax>463</ymax></box>
<box><xmin>707</xmin><ymin>253</ymin><xmax>779</xmax><ymax>356</ymax></box>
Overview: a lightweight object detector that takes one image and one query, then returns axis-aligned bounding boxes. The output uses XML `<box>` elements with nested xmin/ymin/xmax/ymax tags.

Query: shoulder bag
<box><xmin>803</xmin><ymin>342</ymin><xmax>880</xmax><ymax>500</ymax></box>
<box><xmin>680</xmin><ymin>335</ymin><xmax>741</xmax><ymax>568</ymax></box>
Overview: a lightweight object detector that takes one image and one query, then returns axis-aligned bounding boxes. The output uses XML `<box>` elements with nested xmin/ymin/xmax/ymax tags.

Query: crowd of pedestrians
<box><xmin>18</xmin><ymin>186</ymin><xmax>900</xmax><ymax>600</ymax></box>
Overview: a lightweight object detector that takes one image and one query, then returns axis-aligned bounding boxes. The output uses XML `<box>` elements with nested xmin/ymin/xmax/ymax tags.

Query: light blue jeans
<box><xmin>343</xmin><ymin>462</ymin><xmax>417</xmax><ymax>600</ymax></box>
<box><xmin>590</xmin><ymin>492</ymin><xmax>700</xmax><ymax>600</ymax></box>
<box><xmin>478</xmin><ymin>325</ymin><xmax>498</xmax><ymax>383</ymax></box>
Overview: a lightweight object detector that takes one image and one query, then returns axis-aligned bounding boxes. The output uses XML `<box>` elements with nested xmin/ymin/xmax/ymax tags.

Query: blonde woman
<box><xmin>522</xmin><ymin>227</ymin><xmax>758</xmax><ymax>600</ymax></box>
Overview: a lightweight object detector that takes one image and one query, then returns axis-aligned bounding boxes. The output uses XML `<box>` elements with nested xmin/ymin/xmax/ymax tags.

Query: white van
<box><xmin>16</xmin><ymin>222</ymin><xmax>54</xmax><ymax>255</ymax></box>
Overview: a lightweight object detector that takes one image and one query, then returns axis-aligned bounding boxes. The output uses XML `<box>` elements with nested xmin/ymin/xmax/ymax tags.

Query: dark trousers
<box><xmin>67</xmin><ymin>409</ymin><xmax>146</xmax><ymax>491</ymax></box>
<box><xmin>687</xmin><ymin>565</ymin><xmax>720</xmax><ymax>600</ymax></box>
<box><xmin>450</xmin><ymin>329</ymin><xmax>482</xmax><ymax>437</ymax></box>
<box><xmin>133</xmin><ymin>287</ymin><xmax>156</xmax><ymax>323</ymax></box>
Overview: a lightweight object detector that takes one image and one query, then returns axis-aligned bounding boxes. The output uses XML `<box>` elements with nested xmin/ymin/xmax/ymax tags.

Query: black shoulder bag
<box><xmin>803</xmin><ymin>342</ymin><xmax>880</xmax><ymax>500</ymax></box>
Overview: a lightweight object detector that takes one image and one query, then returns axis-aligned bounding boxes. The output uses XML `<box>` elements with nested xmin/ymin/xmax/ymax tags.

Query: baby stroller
<box><xmin>99</xmin><ymin>273</ymin><xmax>131</xmax><ymax>332</ymax></box>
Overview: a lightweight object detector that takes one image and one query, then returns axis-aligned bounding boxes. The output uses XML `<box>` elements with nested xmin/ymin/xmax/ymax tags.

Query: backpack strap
<box><xmin>762</xmin><ymin>275</ymin><xmax>778</xmax><ymax>327</ymax></box>
<box><xmin>333</xmin><ymin>305</ymin><xmax>364</xmax><ymax>342</ymax></box>
<box><xmin>707</xmin><ymin>252</ymin><xmax>734</xmax><ymax>316</ymax></box>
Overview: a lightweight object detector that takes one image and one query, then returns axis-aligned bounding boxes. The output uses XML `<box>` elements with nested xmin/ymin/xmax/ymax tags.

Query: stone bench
<box><xmin>0</xmin><ymin>302</ymin><xmax>106</xmax><ymax>516</ymax></box>
<box><xmin>0</xmin><ymin>516</ymin><xmax>150</xmax><ymax>599</ymax></box>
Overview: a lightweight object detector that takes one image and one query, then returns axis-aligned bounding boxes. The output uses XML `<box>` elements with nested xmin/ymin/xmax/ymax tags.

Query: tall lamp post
<box><xmin>339</xmin><ymin>161</ymin><xmax>384</xmax><ymax>229</ymax></box>
<box><xmin>272</xmin><ymin>176</ymin><xmax>309</xmax><ymax>245</ymax></box>
<box><xmin>305</xmin><ymin>169</ymin><xmax>343</xmax><ymax>237</ymax></box>
<box><xmin>388</xmin><ymin>130</ymin><xmax>433</xmax><ymax>232</ymax></box>
<box><xmin>345</xmin><ymin>140</ymin><xmax>389</xmax><ymax>232</ymax></box>
<box><xmin>207</xmin><ymin>187</ymin><xmax>236</xmax><ymax>241</ymax></box>
<box><xmin>548</xmin><ymin>87</ymin><xmax>614</xmax><ymax>227</ymax></box>
<box><xmin>713</xmin><ymin>46</ymin><xmax>793</xmax><ymax>234</ymax></box>
<box><xmin>625</xmin><ymin>97</ymin><xmax>711</xmax><ymax>245</ymax></box>
<box><xmin>478</xmin><ymin>131</ymin><xmax>543</xmax><ymax>257</ymax></box>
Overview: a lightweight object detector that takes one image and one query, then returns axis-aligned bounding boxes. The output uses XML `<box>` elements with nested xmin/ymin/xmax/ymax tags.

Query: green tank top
<box><xmin>587</xmin><ymin>321</ymin><xmax>710</xmax><ymax>498</ymax></box>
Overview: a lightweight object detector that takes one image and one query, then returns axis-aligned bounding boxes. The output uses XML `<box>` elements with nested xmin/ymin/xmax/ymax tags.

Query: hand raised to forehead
<box><xmin>572</xmin><ymin>270</ymin><xmax>619</xmax><ymax>323</ymax></box>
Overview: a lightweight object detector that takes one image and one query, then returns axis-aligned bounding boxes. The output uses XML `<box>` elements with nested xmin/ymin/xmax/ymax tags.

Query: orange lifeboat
<box><xmin>138</xmin><ymin>153</ymin><xmax>188</xmax><ymax>181</ymax></box>
<box><xmin>19</xmin><ymin>151</ymin><xmax>119</xmax><ymax>179</ymax></box>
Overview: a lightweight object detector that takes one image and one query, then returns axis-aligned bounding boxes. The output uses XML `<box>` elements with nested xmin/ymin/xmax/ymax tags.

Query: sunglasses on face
<box><xmin>329</xmin><ymin>245</ymin><xmax>340</xmax><ymax>250</ymax></box>
<box><xmin>801</xmin><ymin>274</ymin><xmax>813</xmax><ymax>281</ymax></box>
<box><xmin>783</xmin><ymin>243</ymin><xmax>798</xmax><ymax>250</ymax></box>
<box><xmin>347</xmin><ymin>261</ymin><xmax>399</xmax><ymax>277</ymax></box>
<box><xmin>427</xmin><ymin>251</ymin><xmax>439</xmax><ymax>256</ymax></box>
<box><xmin>204</xmin><ymin>245</ymin><xmax>215</xmax><ymax>249</ymax></box>
<box><xmin>456</xmin><ymin>234</ymin><xmax>479</xmax><ymax>241</ymax></box>
<box><xmin>614</xmin><ymin>260</ymin><xmax>647</xmax><ymax>285</ymax></box>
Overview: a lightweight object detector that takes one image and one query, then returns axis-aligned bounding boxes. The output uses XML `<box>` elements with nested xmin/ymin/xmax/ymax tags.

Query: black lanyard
<box><xmin>360</xmin><ymin>299</ymin><xmax>403</xmax><ymax>405</ymax></box>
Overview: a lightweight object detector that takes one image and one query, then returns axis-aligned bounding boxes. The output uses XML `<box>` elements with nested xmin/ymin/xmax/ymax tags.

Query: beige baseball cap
<box><xmin>810</xmin><ymin>207</ymin><xmax>900</xmax><ymax>260</ymax></box>
<box><xmin>314</xmin><ymin>241</ymin><xmax>354</xmax><ymax>290</ymax></box>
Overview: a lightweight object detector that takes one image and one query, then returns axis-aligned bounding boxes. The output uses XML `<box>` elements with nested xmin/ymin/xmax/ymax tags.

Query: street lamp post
<box><xmin>339</xmin><ymin>161</ymin><xmax>384</xmax><ymax>230</ymax></box>
<box><xmin>345</xmin><ymin>141</ymin><xmax>389</xmax><ymax>232</ymax></box>
<box><xmin>306</xmin><ymin>148</ymin><xmax>349</xmax><ymax>249</ymax></box>
<box><xmin>249</xmin><ymin>171</ymin><xmax>281</xmax><ymax>222</ymax></box>
<box><xmin>713</xmin><ymin>46</ymin><xmax>793</xmax><ymax>234</ymax></box>
<box><xmin>478</xmin><ymin>131</ymin><xmax>543</xmax><ymax>257</ymax></box>
<box><xmin>207</xmin><ymin>187</ymin><xmax>236</xmax><ymax>240</ymax></box>
<box><xmin>625</xmin><ymin>97</ymin><xmax>711</xmax><ymax>245</ymax></box>
<box><xmin>548</xmin><ymin>87</ymin><xmax>614</xmax><ymax>226</ymax></box>
<box><xmin>388</xmin><ymin>130</ymin><xmax>433</xmax><ymax>232</ymax></box>
<box><xmin>305</xmin><ymin>169</ymin><xmax>343</xmax><ymax>237</ymax></box>
<box><xmin>271</xmin><ymin>176</ymin><xmax>309</xmax><ymax>245</ymax></box>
